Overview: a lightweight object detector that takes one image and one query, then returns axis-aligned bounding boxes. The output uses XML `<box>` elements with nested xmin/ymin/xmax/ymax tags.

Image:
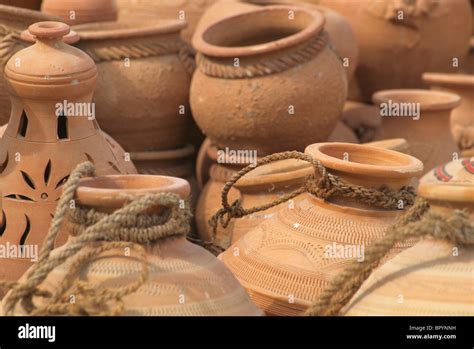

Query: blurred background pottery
<box><xmin>340</xmin><ymin>101</ymin><xmax>382</xmax><ymax>143</ymax></box>
<box><xmin>219</xmin><ymin>142</ymin><xmax>423</xmax><ymax>315</ymax></box>
<box><xmin>41</xmin><ymin>0</ymin><xmax>118</xmax><ymax>25</ymax></box>
<box><xmin>373</xmin><ymin>89</ymin><xmax>461</xmax><ymax>174</ymax></box>
<box><xmin>0</xmin><ymin>0</ymin><xmax>42</xmax><ymax>10</ymax></box>
<box><xmin>319</xmin><ymin>0</ymin><xmax>472</xmax><ymax>102</ymax></box>
<box><xmin>343</xmin><ymin>157</ymin><xmax>474</xmax><ymax>316</ymax></box>
<box><xmin>364</xmin><ymin>138</ymin><xmax>411</xmax><ymax>155</ymax></box>
<box><xmin>191</xmin><ymin>5</ymin><xmax>347</xmax><ymax>155</ymax></box>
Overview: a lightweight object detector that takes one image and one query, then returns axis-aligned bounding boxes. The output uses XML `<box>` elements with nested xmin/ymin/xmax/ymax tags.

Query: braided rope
<box><xmin>196</xmin><ymin>31</ymin><xmax>329</xmax><ymax>79</ymax></box>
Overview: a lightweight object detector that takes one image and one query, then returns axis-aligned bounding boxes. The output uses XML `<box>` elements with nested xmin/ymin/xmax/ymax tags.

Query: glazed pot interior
<box><xmin>372</xmin><ymin>89</ymin><xmax>461</xmax><ymax>111</ymax></box>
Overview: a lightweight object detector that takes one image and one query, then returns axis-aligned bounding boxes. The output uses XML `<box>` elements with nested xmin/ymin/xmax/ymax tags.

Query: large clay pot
<box><xmin>0</xmin><ymin>22</ymin><xmax>136</xmax><ymax>288</ymax></box>
<box><xmin>0</xmin><ymin>1</ymin><xmax>42</xmax><ymax>10</ymax></box>
<box><xmin>41</xmin><ymin>0</ymin><xmax>117</xmax><ymax>25</ymax></box>
<box><xmin>191</xmin><ymin>5</ymin><xmax>347</xmax><ymax>155</ymax></box>
<box><xmin>423</xmin><ymin>73</ymin><xmax>474</xmax><ymax>157</ymax></box>
<box><xmin>341</xmin><ymin>101</ymin><xmax>382</xmax><ymax>143</ymax></box>
<box><xmin>343</xmin><ymin>157</ymin><xmax>474</xmax><ymax>316</ymax></box>
<box><xmin>219</xmin><ymin>142</ymin><xmax>423</xmax><ymax>315</ymax></box>
<box><xmin>2</xmin><ymin>173</ymin><xmax>263</xmax><ymax>316</ymax></box>
<box><xmin>0</xmin><ymin>5</ymin><xmax>60</xmax><ymax>125</ymax></box>
<box><xmin>73</xmin><ymin>20</ymin><xmax>194</xmax><ymax>152</ymax></box>
<box><xmin>373</xmin><ymin>89</ymin><xmax>461</xmax><ymax>174</ymax></box>
<box><xmin>319</xmin><ymin>0</ymin><xmax>472</xmax><ymax>102</ymax></box>
<box><xmin>116</xmin><ymin>0</ymin><xmax>217</xmax><ymax>44</ymax></box>
<box><xmin>196</xmin><ymin>0</ymin><xmax>358</xmax><ymax>78</ymax></box>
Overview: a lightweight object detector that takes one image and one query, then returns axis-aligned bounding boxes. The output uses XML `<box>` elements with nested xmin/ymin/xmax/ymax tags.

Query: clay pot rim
<box><xmin>422</xmin><ymin>72</ymin><xmax>474</xmax><ymax>88</ymax></box>
<box><xmin>21</xmin><ymin>28</ymin><xmax>80</xmax><ymax>45</ymax></box>
<box><xmin>372</xmin><ymin>89</ymin><xmax>461</xmax><ymax>111</ymax></box>
<box><xmin>73</xmin><ymin>20</ymin><xmax>187</xmax><ymax>40</ymax></box>
<box><xmin>130</xmin><ymin>145</ymin><xmax>195</xmax><ymax>161</ymax></box>
<box><xmin>75</xmin><ymin>175</ymin><xmax>191</xmax><ymax>208</ymax></box>
<box><xmin>305</xmin><ymin>142</ymin><xmax>423</xmax><ymax>179</ymax></box>
<box><xmin>193</xmin><ymin>5</ymin><xmax>325</xmax><ymax>58</ymax></box>
<box><xmin>0</xmin><ymin>4</ymin><xmax>60</xmax><ymax>22</ymax></box>
<box><xmin>364</xmin><ymin>138</ymin><xmax>410</xmax><ymax>153</ymax></box>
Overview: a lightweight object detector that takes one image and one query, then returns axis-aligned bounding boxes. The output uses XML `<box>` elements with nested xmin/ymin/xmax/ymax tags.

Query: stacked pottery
<box><xmin>343</xmin><ymin>157</ymin><xmax>474</xmax><ymax>316</ymax></box>
<box><xmin>219</xmin><ymin>142</ymin><xmax>423</xmax><ymax>315</ymax></box>
<box><xmin>373</xmin><ymin>89</ymin><xmax>461</xmax><ymax>174</ymax></box>
<box><xmin>2</xmin><ymin>173</ymin><xmax>263</xmax><ymax>316</ymax></box>
<box><xmin>0</xmin><ymin>5</ymin><xmax>60</xmax><ymax>125</ymax></box>
<box><xmin>41</xmin><ymin>0</ymin><xmax>118</xmax><ymax>25</ymax></box>
<box><xmin>319</xmin><ymin>0</ymin><xmax>472</xmax><ymax>102</ymax></box>
<box><xmin>191</xmin><ymin>5</ymin><xmax>347</xmax><ymax>155</ymax></box>
<box><xmin>0</xmin><ymin>22</ymin><xmax>136</xmax><ymax>289</ymax></box>
<box><xmin>72</xmin><ymin>20</ymin><xmax>196</xmax><ymax>177</ymax></box>
<box><xmin>423</xmin><ymin>73</ymin><xmax>474</xmax><ymax>157</ymax></box>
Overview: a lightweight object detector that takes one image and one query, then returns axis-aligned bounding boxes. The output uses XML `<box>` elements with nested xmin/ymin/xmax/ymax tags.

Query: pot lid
<box><xmin>418</xmin><ymin>158</ymin><xmax>474</xmax><ymax>205</ymax></box>
<box><xmin>5</xmin><ymin>21</ymin><xmax>96</xmax><ymax>86</ymax></box>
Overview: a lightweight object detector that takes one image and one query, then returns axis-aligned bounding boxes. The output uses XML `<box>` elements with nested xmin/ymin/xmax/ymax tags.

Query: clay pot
<box><xmin>343</xmin><ymin>157</ymin><xmax>474</xmax><ymax>316</ymax></box>
<box><xmin>116</xmin><ymin>0</ymin><xmax>217</xmax><ymax>44</ymax></box>
<box><xmin>0</xmin><ymin>21</ymin><xmax>137</xmax><ymax>288</ymax></box>
<box><xmin>328</xmin><ymin>121</ymin><xmax>359</xmax><ymax>144</ymax></box>
<box><xmin>373</xmin><ymin>89</ymin><xmax>461</xmax><ymax>174</ymax></box>
<box><xmin>319</xmin><ymin>0</ymin><xmax>472</xmax><ymax>102</ymax></box>
<box><xmin>341</xmin><ymin>101</ymin><xmax>382</xmax><ymax>143</ymax></box>
<box><xmin>364</xmin><ymin>138</ymin><xmax>411</xmax><ymax>155</ymax></box>
<box><xmin>0</xmin><ymin>5</ymin><xmax>60</xmax><ymax>125</ymax></box>
<box><xmin>219</xmin><ymin>142</ymin><xmax>423</xmax><ymax>315</ymax></box>
<box><xmin>423</xmin><ymin>73</ymin><xmax>474</xmax><ymax>158</ymax></box>
<box><xmin>2</xmin><ymin>174</ymin><xmax>263</xmax><ymax>316</ymax></box>
<box><xmin>196</xmin><ymin>137</ymin><xmax>214</xmax><ymax>189</ymax></box>
<box><xmin>73</xmin><ymin>20</ymin><xmax>194</xmax><ymax>152</ymax></box>
<box><xmin>191</xmin><ymin>5</ymin><xmax>347</xmax><ymax>155</ymax></box>
<box><xmin>41</xmin><ymin>0</ymin><xmax>118</xmax><ymax>25</ymax></box>
<box><xmin>0</xmin><ymin>1</ymin><xmax>42</xmax><ymax>10</ymax></box>
<box><xmin>196</xmin><ymin>0</ymin><xmax>358</xmax><ymax>78</ymax></box>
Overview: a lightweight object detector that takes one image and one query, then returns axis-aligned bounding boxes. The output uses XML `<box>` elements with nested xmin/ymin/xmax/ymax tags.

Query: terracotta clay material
<box><xmin>0</xmin><ymin>21</ymin><xmax>137</xmax><ymax>289</ymax></box>
<box><xmin>320</xmin><ymin>0</ymin><xmax>472</xmax><ymax>102</ymax></box>
<box><xmin>423</xmin><ymin>73</ymin><xmax>474</xmax><ymax>158</ymax></box>
<box><xmin>41</xmin><ymin>0</ymin><xmax>118</xmax><ymax>25</ymax></box>
<box><xmin>2</xmin><ymin>174</ymin><xmax>263</xmax><ymax>316</ymax></box>
<box><xmin>0</xmin><ymin>1</ymin><xmax>42</xmax><ymax>10</ymax></box>
<box><xmin>328</xmin><ymin>121</ymin><xmax>359</xmax><ymax>144</ymax></box>
<box><xmin>364</xmin><ymin>138</ymin><xmax>411</xmax><ymax>155</ymax></box>
<box><xmin>72</xmin><ymin>20</ymin><xmax>194</xmax><ymax>152</ymax></box>
<box><xmin>341</xmin><ymin>101</ymin><xmax>382</xmax><ymax>143</ymax></box>
<box><xmin>373</xmin><ymin>89</ymin><xmax>461</xmax><ymax>174</ymax></box>
<box><xmin>196</xmin><ymin>137</ymin><xmax>214</xmax><ymax>189</ymax></box>
<box><xmin>343</xmin><ymin>157</ymin><xmax>474</xmax><ymax>316</ymax></box>
<box><xmin>219</xmin><ymin>142</ymin><xmax>423</xmax><ymax>315</ymax></box>
<box><xmin>191</xmin><ymin>5</ymin><xmax>347</xmax><ymax>155</ymax></box>
<box><xmin>0</xmin><ymin>5</ymin><xmax>60</xmax><ymax>125</ymax></box>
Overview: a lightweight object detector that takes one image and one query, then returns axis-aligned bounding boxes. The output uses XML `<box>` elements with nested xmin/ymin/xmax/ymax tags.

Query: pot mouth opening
<box><xmin>305</xmin><ymin>142</ymin><xmax>423</xmax><ymax>178</ymax></box>
<box><xmin>422</xmin><ymin>72</ymin><xmax>474</xmax><ymax>88</ymax></box>
<box><xmin>372</xmin><ymin>89</ymin><xmax>461</xmax><ymax>111</ymax></box>
<box><xmin>193</xmin><ymin>5</ymin><xmax>324</xmax><ymax>57</ymax></box>
<box><xmin>73</xmin><ymin>20</ymin><xmax>186</xmax><ymax>40</ymax></box>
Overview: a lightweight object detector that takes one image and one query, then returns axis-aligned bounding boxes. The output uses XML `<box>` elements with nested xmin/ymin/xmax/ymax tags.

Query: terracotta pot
<box><xmin>423</xmin><ymin>73</ymin><xmax>474</xmax><ymax>158</ymax></box>
<box><xmin>41</xmin><ymin>0</ymin><xmax>118</xmax><ymax>25</ymax></box>
<box><xmin>373</xmin><ymin>89</ymin><xmax>461</xmax><ymax>174</ymax></box>
<box><xmin>320</xmin><ymin>0</ymin><xmax>472</xmax><ymax>102</ymax></box>
<box><xmin>191</xmin><ymin>5</ymin><xmax>347</xmax><ymax>155</ymax></box>
<box><xmin>328</xmin><ymin>121</ymin><xmax>359</xmax><ymax>144</ymax></box>
<box><xmin>116</xmin><ymin>0</ymin><xmax>217</xmax><ymax>44</ymax></box>
<box><xmin>196</xmin><ymin>137</ymin><xmax>214</xmax><ymax>189</ymax></box>
<box><xmin>196</xmin><ymin>0</ymin><xmax>358</xmax><ymax>78</ymax></box>
<box><xmin>2</xmin><ymin>174</ymin><xmax>263</xmax><ymax>316</ymax></box>
<box><xmin>219</xmin><ymin>142</ymin><xmax>423</xmax><ymax>315</ymax></box>
<box><xmin>0</xmin><ymin>5</ymin><xmax>60</xmax><ymax>125</ymax></box>
<box><xmin>0</xmin><ymin>21</ymin><xmax>137</xmax><ymax>289</ymax></box>
<box><xmin>341</xmin><ymin>101</ymin><xmax>382</xmax><ymax>143</ymax></box>
<box><xmin>73</xmin><ymin>20</ymin><xmax>194</xmax><ymax>152</ymax></box>
<box><xmin>364</xmin><ymin>138</ymin><xmax>411</xmax><ymax>155</ymax></box>
<box><xmin>468</xmin><ymin>37</ymin><xmax>474</xmax><ymax>75</ymax></box>
<box><xmin>0</xmin><ymin>0</ymin><xmax>42</xmax><ymax>10</ymax></box>
<box><xmin>343</xmin><ymin>157</ymin><xmax>474</xmax><ymax>316</ymax></box>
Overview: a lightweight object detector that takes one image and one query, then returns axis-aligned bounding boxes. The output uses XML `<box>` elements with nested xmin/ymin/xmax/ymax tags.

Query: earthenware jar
<box><xmin>328</xmin><ymin>121</ymin><xmax>358</xmax><ymax>144</ymax></box>
<box><xmin>0</xmin><ymin>5</ymin><xmax>60</xmax><ymax>125</ymax></box>
<box><xmin>0</xmin><ymin>0</ymin><xmax>42</xmax><ymax>10</ymax></box>
<box><xmin>116</xmin><ymin>0</ymin><xmax>217</xmax><ymax>43</ymax></box>
<box><xmin>73</xmin><ymin>20</ymin><xmax>194</xmax><ymax>152</ymax></box>
<box><xmin>2</xmin><ymin>173</ymin><xmax>263</xmax><ymax>316</ymax></box>
<box><xmin>219</xmin><ymin>142</ymin><xmax>423</xmax><ymax>315</ymax></box>
<box><xmin>41</xmin><ymin>0</ymin><xmax>118</xmax><ymax>25</ymax></box>
<box><xmin>0</xmin><ymin>22</ymin><xmax>136</xmax><ymax>288</ymax></box>
<box><xmin>191</xmin><ymin>5</ymin><xmax>347</xmax><ymax>155</ymax></box>
<box><xmin>343</xmin><ymin>157</ymin><xmax>474</xmax><ymax>316</ymax></box>
<box><xmin>373</xmin><ymin>89</ymin><xmax>461</xmax><ymax>174</ymax></box>
<box><xmin>365</xmin><ymin>138</ymin><xmax>410</xmax><ymax>155</ymax></box>
<box><xmin>423</xmin><ymin>73</ymin><xmax>474</xmax><ymax>157</ymax></box>
<box><xmin>341</xmin><ymin>101</ymin><xmax>382</xmax><ymax>143</ymax></box>
<box><xmin>319</xmin><ymin>0</ymin><xmax>472</xmax><ymax>102</ymax></box>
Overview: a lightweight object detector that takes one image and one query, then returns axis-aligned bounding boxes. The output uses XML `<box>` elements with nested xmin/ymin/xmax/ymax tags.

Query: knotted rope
<box><xmin>305</xmin><ymin>199</ymin><xmax>474</xmax><ymax>316</ymax></box>
<box><xmin>1</xmin><ymin>161</ymin><xmax>192</xmax><ymax>316</ymax></box>
<box><xmin>207</xmin><ymin>151</ymin><xmax>416</xmax><ymax>251</ymax></box>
